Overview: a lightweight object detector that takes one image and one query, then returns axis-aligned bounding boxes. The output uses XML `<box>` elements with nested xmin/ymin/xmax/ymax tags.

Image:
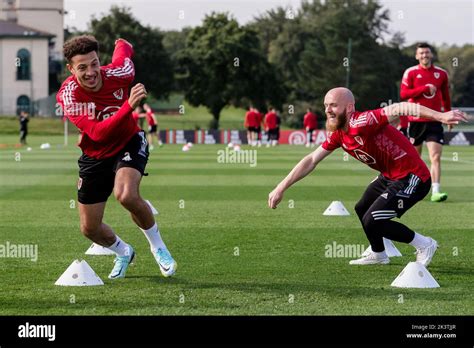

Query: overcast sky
<box><xmin>64</xmin><ymin>0</ymin><xmax>473</xmax><ymax>46</ymax></box>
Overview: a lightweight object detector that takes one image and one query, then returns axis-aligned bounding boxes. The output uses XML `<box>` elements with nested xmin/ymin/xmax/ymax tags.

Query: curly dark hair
<box><xmin>63</xmin><ymin>35</ymin><xmax>99</xmax><ymax>63</ymax></box>
<box><xmin>416</xmin><ymin>42</ymin><xmax>432</xmax><ymax>52</ymax></box>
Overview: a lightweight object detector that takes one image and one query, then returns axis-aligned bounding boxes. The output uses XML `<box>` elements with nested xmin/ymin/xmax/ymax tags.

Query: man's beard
<box><xmin>325</xmin><ymin>111</ymin><xmax>347</xmax><ymax>132</ymax></box>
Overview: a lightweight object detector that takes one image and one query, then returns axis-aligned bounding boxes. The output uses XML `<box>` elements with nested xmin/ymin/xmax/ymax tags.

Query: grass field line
<box><xmin>441</xmin><ymin>156</ymin><xmax>474</xmax><ymax>165</ymax></box>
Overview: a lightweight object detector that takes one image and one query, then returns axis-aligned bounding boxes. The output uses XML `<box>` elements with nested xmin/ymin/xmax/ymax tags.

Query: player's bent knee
<box><xmin>80</xmin><ymin>222</ymin><xmax>100</xmax><ymax>238</ymax></box>
<box><xmin>430</xmin><ymin>154</ymin><xmax>441</xmax><ymax>164</ymax></box>
<box><xmin>115</xmin><ymin>189</ymin><xmax>139</xmax><ymax>208</ymax></box>
<box><xmin>361</xmin><ymin>212</ymin><xmax>395</xmax><ymax>232</ymax></box>
<box><xmin>361</xmin><ymin>213</ymin><xmax>379</xmax><ymax>230</ymax></box>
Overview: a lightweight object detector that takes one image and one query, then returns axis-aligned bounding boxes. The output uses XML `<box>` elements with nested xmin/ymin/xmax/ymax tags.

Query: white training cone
<box><xmin>362</xmin><ymin>238</ymin><xmax>402</xmax><ymax>257</ymax></box>
<box><xmin>187</xmin><ymin>142</ymin><xmax>194</xmax><ymax>147</ymax></box>
<box><xmin>182</xmin><ymin>144</ymin><xmax>190</xmax><ymax>152</ymax></box>
<box><xmin>391</xmin><ymin>262</ymin><xmax>440</xmax><ymax>288</ymax></box>
<box><xmin>40</xmin><ymin>143</ymin><xmax>51</xmax><ymax>150</ymax></box>
<box><xmin>145</xmin><ymin>199</ymin><xmax>159</xmax><ymax>215</ymax></box>
<box><xmin>85</xmin><ymin>243</ymin><xmax>115</xmax><ymax>255</ymax></box>
<box><xmin>323</xmin><ymin>201</ymin><xmax>350</xmax><ymax>216</ymax></box>
<box><xmin>55</xmin><ymin>260</ymin><xmax>104</xmax><ymax>286</ymax></box>
<box><xmin>228</xmin><ymin>142</ymin><xmax>234</xmax><ymax>148</ymax></box>
<box><xmin>233</xmin><ymin>144</ymin><xmax>241</xmax><ymax>152</ymax></box>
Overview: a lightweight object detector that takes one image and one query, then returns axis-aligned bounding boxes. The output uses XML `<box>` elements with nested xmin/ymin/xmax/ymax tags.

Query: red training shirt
<box><xmin>57</xmin><ymin>40</ymin><xmax>139</xmax><ymax>159</ymax></box>
<box><xmin>146</xmin><ymin>110</ymin><xmax>156</xmax><ymax>127</ymax></box>
<box><xmin>321</xmin><ymin>108</ymin><xmax>430</xmax><ymax>182</ymax></box>
<box><xmin>303</xmin><ymin>112</ymin><xmax>318</xmax><ymax>130</ymax></box>
<box><xmin>400</xmin><ymin>64</ymin><xmax>451</xmax><ymax>123</ymax></box>
<box><xmin>264</xmin><ymin>111</ymin><xmax>278</xmax><ymax>130</ymax></box>
<box><xmin>245</xmin><ymin>111</ymin><xmax>257</xmax><ymax>128</ymax></box>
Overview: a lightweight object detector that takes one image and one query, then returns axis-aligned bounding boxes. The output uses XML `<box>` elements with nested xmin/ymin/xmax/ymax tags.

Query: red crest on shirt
<box><xmin>113</xmin><ymin>88</ymin><xmax>124</xmax><ymax>100</ymax></box>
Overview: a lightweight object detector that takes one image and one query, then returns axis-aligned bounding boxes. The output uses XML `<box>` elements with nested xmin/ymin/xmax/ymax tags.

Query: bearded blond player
<box><xmin>268</xmin><ymin>87</ymin><xmax>467</xmax><ymax>265</ymax></box>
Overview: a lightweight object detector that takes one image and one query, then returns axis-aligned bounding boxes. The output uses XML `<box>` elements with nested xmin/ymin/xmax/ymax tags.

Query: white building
<box><xmin>0</xmin><ymin>0</ymin><xmax>64</xmax><ymax>115</ymax></box>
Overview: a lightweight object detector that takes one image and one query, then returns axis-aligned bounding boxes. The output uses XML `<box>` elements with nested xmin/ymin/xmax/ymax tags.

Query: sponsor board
<box><xmin>155</xmin><ymin>130</ymin><xmax>474</xmax><ymax>145</ymax></box>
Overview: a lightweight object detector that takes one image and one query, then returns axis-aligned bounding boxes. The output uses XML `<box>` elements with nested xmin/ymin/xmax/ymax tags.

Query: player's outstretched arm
<box><xmin>268</xmin><ymin>146</ymin><xmax>332</xmax><ymax>209</ymax></box>
<box><xmin>383</xmin><ymin>102</ymin><xmax>468</xmax><ymax>125</ymax></box>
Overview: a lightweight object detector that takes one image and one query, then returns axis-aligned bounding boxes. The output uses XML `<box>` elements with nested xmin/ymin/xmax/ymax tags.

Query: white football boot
<box><xmin>415</xmin><ymin>237</ymin><xmax>438</xmax><ymax>267</ymax></box>
<box><xmin>349</xmin><ymin>251</ymin><xmax>390</xmax><ymax>265</ymax></box>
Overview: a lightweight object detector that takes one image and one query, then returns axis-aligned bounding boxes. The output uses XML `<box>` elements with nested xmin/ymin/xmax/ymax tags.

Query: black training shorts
<box><xmin>77</xmin><ymin>131</ymin><xmax>149</xmax><ymax>204</ymax></box>
<box><xmin>355</xmin><ymin>173</ymin><xmax>431</xmax><ymax>221</ymax></box>
<box><xmin>408</xmin><ymin>121</ymin><xmax>444</xmax><ymax>146</ymax></box>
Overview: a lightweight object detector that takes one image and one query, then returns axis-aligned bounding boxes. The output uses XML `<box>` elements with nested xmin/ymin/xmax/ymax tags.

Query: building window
<box><xmin>17</xmin><ymin>95</ymin><xmax>31</xmax><ymax>115</ymax></box>
<box><xmin>16</xmin><ymin>49</ymin><xmax>31</xmax><ymax>80</ymax></box>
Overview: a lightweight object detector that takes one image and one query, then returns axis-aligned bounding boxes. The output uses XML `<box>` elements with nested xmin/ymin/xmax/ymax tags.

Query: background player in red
<box><xmin>268</xmin><ymin>87</ymin><xmax>466</xmax><ymax>266</ymax></box>
<box><xmin>57</xmin><ymin>35</ymin><xmax>177</xmax><ymax>279</ymax></box>
<box><xmin>303</xmin><ymin>108</ymin><xmax>318</xmax><ymax>148</ymax></box>
<box><xmin>397</xmin><ymin>113</ymin><xmax>409</xmax><ymax>137</ymax></box>
<box><xmin>244</xmin><ymin>106</ymin><xmax>257</xmax><ymax>146</ymax></box>
<box><xmin>254</xmin><ymin>107</ymin><xmax>264</xmax><ymax>147</ymax></box>
<box><xmin>132</xmin><ymin>105</ymin><xmax>143</xmax><ymax>127</ymax></box>
<box><xmin>264</xmin><ymin>107</ymin><xmax>279</xmax><ymax>147</ymax></box>
<box><xmin>400</xmin><ymin>43</ymin><xmax>451</xmax><ymax>202</ymax></box>
<box><xmin>143</xmin><ymin>103</ymin><xmax>163</xmax><ymax>150</ymax></box>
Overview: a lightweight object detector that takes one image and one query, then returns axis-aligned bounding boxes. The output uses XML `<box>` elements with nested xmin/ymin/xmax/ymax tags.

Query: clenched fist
<box><xmin>128</xmin><ymin>83</ymin><xmax>147</xmax><ymax>109</ymax></box>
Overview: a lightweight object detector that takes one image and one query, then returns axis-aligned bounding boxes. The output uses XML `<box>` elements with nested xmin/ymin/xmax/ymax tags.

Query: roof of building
<box><xmin>0</xmin><ymin>20</ymin><xmax>54</xmax><ymax>39</ymax></box>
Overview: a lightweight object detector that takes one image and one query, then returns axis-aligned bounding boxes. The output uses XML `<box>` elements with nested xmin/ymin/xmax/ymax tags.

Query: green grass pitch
<box><xmin>0</xmin><ymin>134</ymin><xmax>473</xmax><ymax>315</ymax></box>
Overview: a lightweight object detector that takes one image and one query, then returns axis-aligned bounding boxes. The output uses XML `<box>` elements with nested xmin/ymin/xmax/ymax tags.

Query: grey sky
<box><xmin>64</xmin><ymin>0</ymin><xmax>473</xmax><ymax>46</ymax></box>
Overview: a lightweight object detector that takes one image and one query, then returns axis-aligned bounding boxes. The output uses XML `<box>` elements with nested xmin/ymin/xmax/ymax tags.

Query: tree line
<box><xmin>67</xmin><ymin>0</ymin><xmax>474</xmax><ymax>129</ymax></box>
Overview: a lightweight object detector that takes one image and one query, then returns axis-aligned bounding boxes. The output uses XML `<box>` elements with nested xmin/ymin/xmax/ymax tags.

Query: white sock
<box><xmin>141</xmin><ymin>222</ymin><xmax>166</xmax><ymax>252</ymax></box>
<box><xmin>432</xmin><ymin>183</ymin><xmax>440</xmax><ymax>194</ymax></box>
<box><xmin>410</xmin><ymin>232</ymin><xmax>431</xmax><ymax>249</ymax></box>
<box><xmin>107</xmin><ymin>235</ymin><xmax>131</xmax><ymax>256</ymax></box>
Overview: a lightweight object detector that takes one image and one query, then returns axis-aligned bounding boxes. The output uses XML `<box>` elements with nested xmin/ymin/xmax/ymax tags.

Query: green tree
<box><xmin>88</xmin><ymin>6</ymin><xmax>173</xmax><ymax>99</ymax></box>
<box><xmin>161</xmin><ymin>29</ymin><xmax>191</xmax><ymax>92</ymax></box>
<box><xmin>438</xmin><ymin>44</ymin><xmax>474</xmax><ymax>106</ymax></box>
<box><xmin>179</xmin><ymin>12</ymin><xmax>285</xmax><ymax>129</ymax></box>
<box><xmin>248</xmin><ymin>7</ymin><xmax>289</xmax><ymax>56</ymax></box>
<box><xmin>257</xmin><ymin>0</ymin><xmax>406</xmax><ymax>126</ymax></box>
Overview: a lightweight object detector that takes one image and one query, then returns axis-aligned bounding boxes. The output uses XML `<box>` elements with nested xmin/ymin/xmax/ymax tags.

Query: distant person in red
<box><xmin>276</xmin><ymin>113</ymin><xmax>281</xmax><ymax>141</ymax></box>
<box><xmin>397</xmin><ymin>114</ymin><xmax>409</xmax><ymax>137</ymax></box>
<box><xmin>264</xmin><ymin>107</ymin><xmax>279</xmax><ymax>147</ymax></box>
<box><xmin>56</xmin><ymin>35</ymin><xmax>177</xmax><ymax>280</ymax></box>
<box><xmin>269</xmin><ymin>87</ymin><xmax>467</xmax><ymax>266</ymax></box>
<box><xmin>303</xmin><ymin>108</ymin><xmax>318</xmax><ymax>147</ymax></box>
<box><xmin>400</xmin><ymin>42</ymin><xmax>451</xmax><ymax>202</ymax></box>
<box><xmin>254</xmin><ymin>107</ymin><xmax>264</xmax><ymax>147</ymax></box>
<box><xmin>143</xmin><ymin>103</ymin><xmax>163</xmax><ymax>150</ymax></box>
<box><xmin>132</xmin><ymin>105</ymin><xmax>142</xmax><ymax>128</ymax></box>
<box><xmin>244</xmin><ymin>106</ymin><xmax>258</xmax><ymax>146</ymax></box>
